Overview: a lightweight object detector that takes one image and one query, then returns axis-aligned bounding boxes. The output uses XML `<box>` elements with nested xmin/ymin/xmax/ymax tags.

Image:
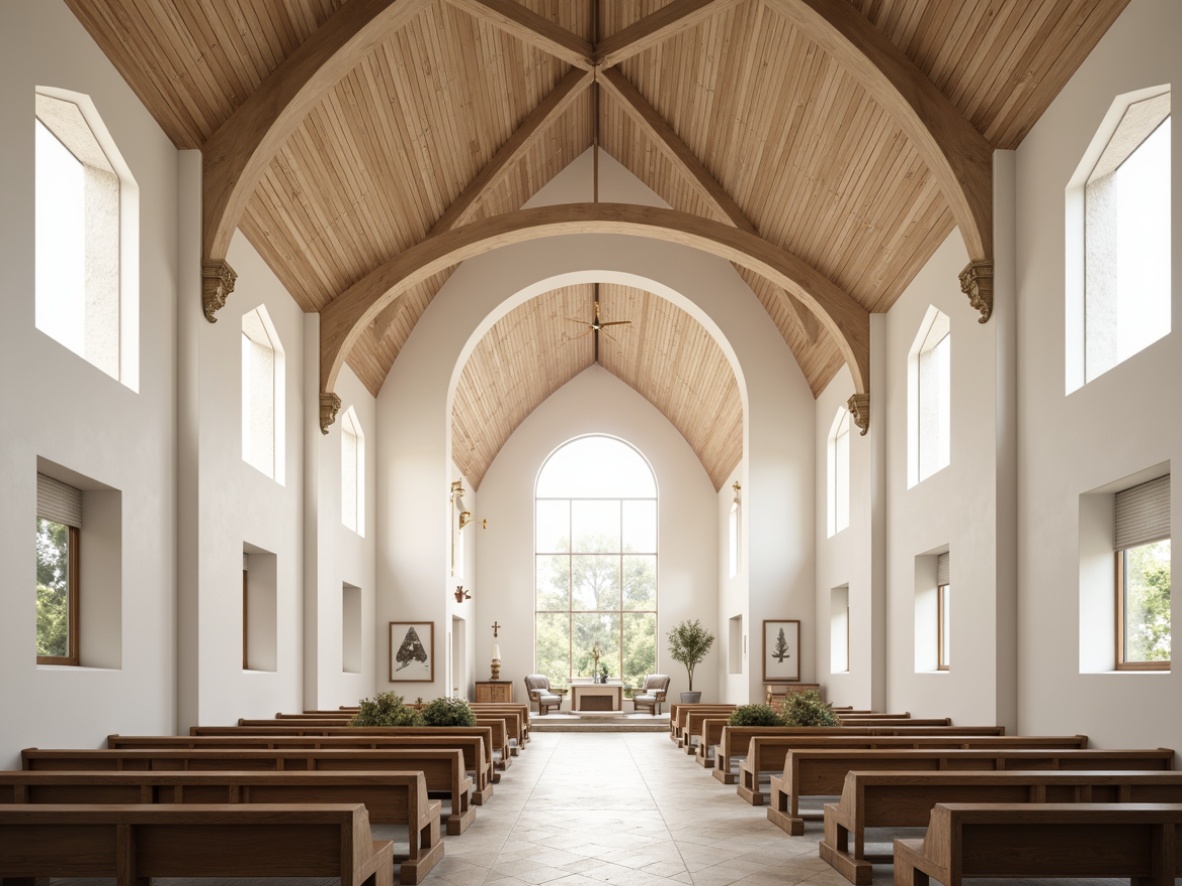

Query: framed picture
<box><xmin>762</xmin><ymin>619</ymin><xmax>800</xmax><ymax>682</ymax></box>
<box><xmin>389</xmin><ymin>621</ymin><xmax>434</xmax><ymax>682</ymax></box>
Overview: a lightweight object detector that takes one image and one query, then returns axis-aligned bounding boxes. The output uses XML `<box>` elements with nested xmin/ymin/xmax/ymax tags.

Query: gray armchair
<box><xmin>632</xmin><ymin>674</ymin><xmax>670</xmax><ymax>715</ymax></box>
<box><xmin>524</xmin><ymin>674</ymin><xmax>563</xmax><ymax>715</ymax></box>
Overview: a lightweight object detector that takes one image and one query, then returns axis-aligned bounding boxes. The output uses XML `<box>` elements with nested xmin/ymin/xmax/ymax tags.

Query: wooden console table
<box><xmin>764</xmin><ymin>682</ymin><xmax>821</xmax><ymax>704</ymax></box>
<box><xmin>475</xmin><ymin>680</ymin><xmax>513</xmax><ymax>703</ymax></box>
<box><xmin>571</xmin><ymin>681</ymin><xmax>623</xmax><ymax>711</ymax></box>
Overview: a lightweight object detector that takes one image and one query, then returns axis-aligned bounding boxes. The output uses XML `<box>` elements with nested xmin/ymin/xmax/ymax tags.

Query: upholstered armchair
<box><xmin>632</xmin><ymin>674</ymin><xmax>671</xmax><ymax>715</ymax></box>
<box><xmin>524</xmin><ymin>674</ymin><xmax>563</xmax><ymax>715</ymax></box>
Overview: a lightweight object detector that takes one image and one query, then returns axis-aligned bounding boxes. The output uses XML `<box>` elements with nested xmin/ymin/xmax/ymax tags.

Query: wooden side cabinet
<box><xmin>475</xmin><ymin>681</ymin><xmax>513</xmax><ymax>703</ymax></box>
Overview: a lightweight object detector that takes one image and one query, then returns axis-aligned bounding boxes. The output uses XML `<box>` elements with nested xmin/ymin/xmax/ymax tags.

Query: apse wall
<box><xmin>1015</xmin><ymin>0</ymin><xmax>1181</xmax><ymax>749</ymax></box>
<box><xmin>472</xmin><ymin>365</ymin><xmax>719</xmax><ymax>702</ymax></box>
<box><xmin>0</xmin><ymin>1</ymin><xmax>179</xmax><ymax>765</ymax></box>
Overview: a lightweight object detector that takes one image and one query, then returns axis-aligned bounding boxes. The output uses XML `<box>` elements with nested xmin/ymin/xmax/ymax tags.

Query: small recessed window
<box><xmin>341</xmin><ymin>406</ymin><xmax>365</xmax><ymax>536</ymax></box>
<box><xmin>35</xmin><ymin>90</ymin><xmax>138</xmax><ymax>388</ymax></box>
<box><xmin>1115</xmin><ymin>475</ymin><xmax>1171</xmax><ymax>669</ymax></box>
<box><xmin>242</xmin><ymin>306</ymin><xmax>285</xmax><ymax>483</ymax></box>
<box><xmin>828</xmin><ymin>409</ymin><xmax>850</xmax><ymax>536</ymax></box>
<box><xmin>909</xmin><ymin>307</ymin><xmax>951</xmax><ymax>486</ymax></box>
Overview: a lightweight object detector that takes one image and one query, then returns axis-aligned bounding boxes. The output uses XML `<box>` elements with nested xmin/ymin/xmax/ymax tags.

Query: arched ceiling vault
<box><xmin>453</xmin><ymin>283</ymin><xmax>743</xmax><ymax>490</ymax></box>
<box><xmin>67</xmin><ymin>0</ymin><xmax>1130</xmax><ymax>437</ymax></box>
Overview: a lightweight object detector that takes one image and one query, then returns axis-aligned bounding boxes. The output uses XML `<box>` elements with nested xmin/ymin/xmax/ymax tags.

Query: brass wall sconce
<box><xmin>450</xmin><ymin>480</ymin><xmax>472</xmax><ymax>530</ymax></box>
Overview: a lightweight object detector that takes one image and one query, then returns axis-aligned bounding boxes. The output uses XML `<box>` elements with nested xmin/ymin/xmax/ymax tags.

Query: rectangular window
<box><xmin>1115</xmin><ymin>476</ymin><xmax>1170</xmax><ymax>669</ymax></box>
<box><xmin>36</xmin><ymin>473</ymin><xmax>82</xmax><ymax>666</ymax></box>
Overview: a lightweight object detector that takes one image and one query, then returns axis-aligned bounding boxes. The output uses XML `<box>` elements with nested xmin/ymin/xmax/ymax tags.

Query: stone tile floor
<box><xmin>46</xmin><ymin>730</ymin><xmax>1131</xmax><ymax>886</ymax></box>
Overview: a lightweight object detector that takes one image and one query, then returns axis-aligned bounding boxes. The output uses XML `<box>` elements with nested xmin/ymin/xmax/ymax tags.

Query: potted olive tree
<box><xmin>667</xmin><ymin>619</ymin><xmax>715</xmax><ymax>703</ymax></box>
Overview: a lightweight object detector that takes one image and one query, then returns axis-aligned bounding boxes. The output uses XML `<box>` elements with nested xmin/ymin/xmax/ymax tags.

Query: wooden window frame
<box><xmin>1115</xmin><ymin>549</ymin><xmax>1170</xmax><ymax>671</ymax></box>
<box><xmin>36</xmin><ymin>524</ymin><xmax>80</xmax><ymax>667</ymax></box>
<box><xmin>936</xmin><ymin>581</ymin><xmax>950</xmax><ymax>671</ymax></box>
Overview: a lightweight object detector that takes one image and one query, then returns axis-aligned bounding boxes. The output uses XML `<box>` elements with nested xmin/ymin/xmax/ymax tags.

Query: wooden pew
<box><xmin>0</xmin><ymin>802</ymin><xmax>394</xmax><ymax>886</ymax></box>
<box><xmin>894</xmin><ymin>802</ymin><xmax>1182</xmax><ymax>886</ymax></box>
<box><xmin>0</xmin><ymin>768</ymin><xmax>443</xmax><ymax>884</ymax></box>
<box><xmin>234</xmin><ymin>719</ymin><xmax>514</xmax><ymax>775</ymax></box>
<box><xmin>836</xmin><ymin>712</ymin><xmax>910</xmax><ymax>719</ymax></box>
<box><xmin>25</xmin><ymin>744</ymin><xmax>478</xmax><ymax>834</ymax></box>
<box><xmin>820</xmin><ymin>769</ymin><xmax>1182</xmax><ymax>885</ymax></box>
<box><xmin>191</xmin><ymin>725</ymin><xmax>496</xmax><ymax>793</ymax></box>
<box><xmin>470</xmin><ymin>703</ymin><xmax>531</xmax><ymax>747</ymax></box>
<box><xmin>711</xmin><ymin>725</ymin><xmax>1011</xmax><ymax>783</ymax></box>
<box><xmin>736</xmin><ymin>730</ymin><xmax>1057</xmax><ymax>802</ymax></box>
<box><xmin>681</xmin><ymin>713</ymin><xmax>732</xmax><ymax>757</ymax></box>
<box><xmin>668</xmin><ymin>704</ymin><xmax>735</xmax><ymax>745</ymax></box>
<box><xmin>767</xmin><ymin>744</ymin><xmax>1173</xmax><ymax>837</ymax></box>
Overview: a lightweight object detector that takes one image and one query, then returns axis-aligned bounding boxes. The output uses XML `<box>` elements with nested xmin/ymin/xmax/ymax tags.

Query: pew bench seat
<box><xmin>0</xmin><ymin>802</ymin><xmax>393</xmax><ymax>886</ymax></box>
<box><xmin>894</xmin><ymin>802</ymin><xmax>1182</xmax><ymax>886</ymax></box>
<box><xmin>0</xmin><ymin>768</ymin><xmax>444</xmax><ymax>884</ymax></box>
<box><xmin>821</xmin><ymin>768</ymin><xmax>1182</xmax><ymax>885</ymax></box>
<box><xmin>766</xmin><ymin>744</ymin><xmax>1170</xmax><ymax>837</ymax></box>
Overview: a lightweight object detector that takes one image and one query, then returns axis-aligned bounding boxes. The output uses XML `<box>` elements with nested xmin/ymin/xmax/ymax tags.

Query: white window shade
<box><xmin>37</xmin><ymin>473</ymin><xmax>82</xmax><ymax>527</ymax></box>
<box><xmin>1115</xmin><ymin>475</ymin><xmax>1170</xmax><ymax>550</ymax></box>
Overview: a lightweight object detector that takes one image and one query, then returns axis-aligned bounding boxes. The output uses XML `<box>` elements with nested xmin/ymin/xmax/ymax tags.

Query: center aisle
<box><xmin>428</xmin><ymin>731</ymin><xmax>849</xmax><ymax>886</ymax></box>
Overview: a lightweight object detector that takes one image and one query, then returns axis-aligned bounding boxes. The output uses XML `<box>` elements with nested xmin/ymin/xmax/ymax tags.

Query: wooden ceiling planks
<box><xmin>66</xmin><ymin>0</ymin><xmax>1131</xmax><ymax>465</ymax></box>
<box><xmin>452</xmin><ymin>282</ymin><xmax>743</xmax><ymax>490</ymax></box>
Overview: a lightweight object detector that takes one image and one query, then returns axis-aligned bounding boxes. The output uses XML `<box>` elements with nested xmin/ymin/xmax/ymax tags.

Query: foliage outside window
<box><xmin>1118</xmin><ymin>541</ymin><xmax>1171</xmax><ymax>668</ymax></box>
<box><xmin>535</xmin><ymin>436</ymin><xmax>657</xmax><ymax>690</ymax></box>
<box><xmin>36</xmin><ymin>517</ymin><xmax>78</xmax><ymax>665</ymax></box>
<box><xmin>1115</xmin><ymin>474</ymin><xmax>1170</xmax><ymax>669</ymax></box>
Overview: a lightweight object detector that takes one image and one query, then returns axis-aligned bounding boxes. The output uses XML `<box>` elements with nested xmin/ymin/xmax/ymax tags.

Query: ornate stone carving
<box><xmin>959</xmin><ymin>259</ymin><xmax>994</xmax><ymax>324</ymax></box>
<box><xmin>847</xmin><ymin>393</ymin><xmax>869</xmax><ymax>436</ymax></box>
<box><xmin>320</xmin><ymin>392</ymin><xmax>342</xmax><ymax>435</ymax></box>
<box><xmin>201</xmin><ymin>259</ymin><xmax>237</xmax><ymax>323</ymax></box>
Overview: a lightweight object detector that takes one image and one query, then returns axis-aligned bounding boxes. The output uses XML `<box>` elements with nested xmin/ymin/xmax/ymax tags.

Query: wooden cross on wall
<box><xmin>491</xmin><ymin>622</ymin><xmax>501</xmax><ymax>638</ymax></box>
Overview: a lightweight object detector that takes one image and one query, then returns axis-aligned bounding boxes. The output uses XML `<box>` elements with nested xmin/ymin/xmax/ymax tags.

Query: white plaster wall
<box><xmin>176</xmin><ymin>228</ymin><xmax>307</xmax><ymax>727</ymax></box>
<box><xmin>1015</xmin><ymin>0</ymin><xmax>1182</xmax><ymax>748</ymax></box>
<box><xmin>473</xmin><ymin>366</ymin><xmax>719</xmax><ymax>704</ymax></box>
<box><xmin>0</xmin><ymin>0</ymin><xmax>177</xmax><ymax>765</ymax></box>
<box><xmin>882</xmin><ymin>227</ymin><xmax>1017</xmax><ymax>727</ymax></box>
<box><xmin>814</xmin><ymin>367</ymin><xmax>880</xmax><ymax>709</ymax></box>
<box><xmin>304</xmin><ymin>345</ymin><xmax>378</xmax><ymax>710</ymax></box>
<box><xmin>377</xmin><ymin>149</ymin><xmax>815</xmax><ymax>703</ymax></box>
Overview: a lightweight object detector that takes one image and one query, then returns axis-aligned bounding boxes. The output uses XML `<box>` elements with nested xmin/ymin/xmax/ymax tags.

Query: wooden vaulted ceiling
<box><xmin>66</xmin><ymin>0</ymin><xmax>1129</xmax><ymax>488</ymax></box>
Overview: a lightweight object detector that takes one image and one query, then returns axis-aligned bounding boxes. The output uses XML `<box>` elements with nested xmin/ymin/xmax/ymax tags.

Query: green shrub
<box><xmin>780</xmin><ymin>689</ymin><xmax>841</xmax><ymax>727</ymax></box>
<box><xmin>419</xmin><ymin>696</ymin><xmax>477</xmax><ymax>727</ymax></box>
<box><xmin>728</xmin><ymin>703</ymin><xmax>787</xmax><ymax>727</ymax></box>
<box><xmin>349</xmin><ymin>691</ymin><xmax>423</xmax><ymax>727</ymax></box>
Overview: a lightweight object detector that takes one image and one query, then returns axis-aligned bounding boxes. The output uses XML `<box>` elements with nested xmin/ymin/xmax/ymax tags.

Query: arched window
<box><xmin>909</xmin><ymin>306</ymin><xmax>951</xmax><ymax>487</ymax></box>
<box><xmin>35</xmin><ymin>89</ymin><xmax>138</xmax><ymax>388</ymax></box>
<box><xmin>242</xmin><ymin>305</ymin><xmax>285</xmax><ymax>483</ymax></box>
<box><xmin>535</xmin><ymin>436</ymin><xmax>657</xmax><ymax>689</ymax></box>
<box><xmin>340</xmin><ymin>406</ymin><xmax>364</xmax><ymax>535</ymax></box>
<box><xmin>828</xmin><ymin>409</ymin><xmax>850</xmax><ymax>536</ymax></box>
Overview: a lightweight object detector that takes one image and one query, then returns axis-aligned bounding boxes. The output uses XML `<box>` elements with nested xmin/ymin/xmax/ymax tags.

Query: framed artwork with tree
<box><xmin>389</xmin><ymin>621</ymin><xmax>433</xmax><ymax>682</ymax></box>
<box><xmin>762</xmin><ymin>619</ymin><xmax>800</xmax><ymax>682</ymax></box>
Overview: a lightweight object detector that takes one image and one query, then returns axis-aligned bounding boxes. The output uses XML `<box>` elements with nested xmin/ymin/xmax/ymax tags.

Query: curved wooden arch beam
<box><xmin>201</xmin><ymin>0</ymin><xmax>429</xmax><ymax>321</ymax></box>
<box><xmin>319</xmin><ymin>202</ymin><xmax>870</xmax><ymax>426</ymax></box>
<box><xmin>766</xmin><ymin>0</ymin><xmax>994</xmax><ymax>320</ymax></box>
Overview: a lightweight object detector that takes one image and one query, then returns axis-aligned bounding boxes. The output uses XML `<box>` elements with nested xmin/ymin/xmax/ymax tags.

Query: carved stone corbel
<box><xmin>847</xmin><ymin>393</ymin><xmax>869</xmax><ymax>436</ymax></box>
<box><xmin>959</xmin><ymin>260</ymin><xmax>993</xmax><ymax>324</ymax></box>
<box><xmin>320</xmin><ymin>392</ymin><xmax>342</xmax><ymax>435</ymax></box>
<box><xmin>201</xmin><ymin>259</ymin><xmax>237</xmax><ymax>322</ymax></box>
